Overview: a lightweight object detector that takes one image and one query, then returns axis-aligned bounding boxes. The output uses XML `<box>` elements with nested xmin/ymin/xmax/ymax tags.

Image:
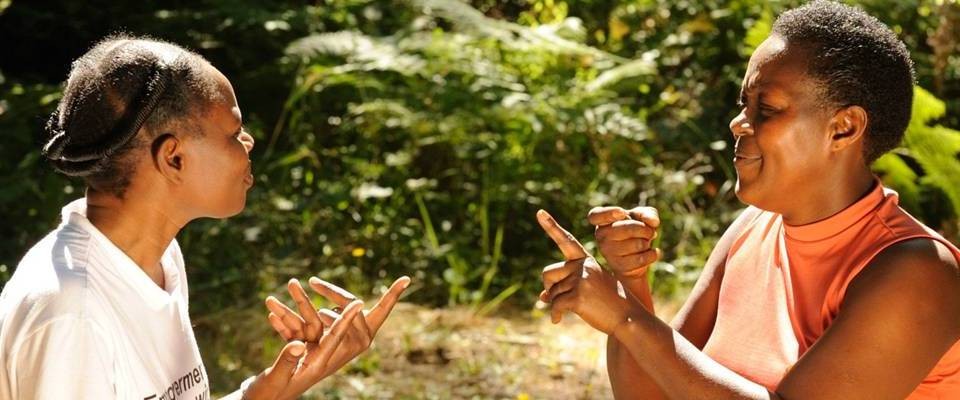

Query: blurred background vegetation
<box><xmin>1</xmin><ymin>0</ymin><xmax>959</xmax><ymax>394</ymax></box>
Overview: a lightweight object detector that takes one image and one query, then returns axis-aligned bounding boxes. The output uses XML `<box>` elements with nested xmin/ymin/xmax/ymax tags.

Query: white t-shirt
<box><xmin>0</xmin><ymin>198</ymin><xmax>210</xmax><ymax>399</ymax></box>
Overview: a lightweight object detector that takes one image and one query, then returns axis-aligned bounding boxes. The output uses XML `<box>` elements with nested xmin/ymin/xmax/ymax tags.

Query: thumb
<box><xmin>628</xmin><ymin>207</ymin><xmax>660</xmax><ymax>229</ymax></box>
<box><xmin>587</xmin><ymin>206</ymin><xmax>630</xmax><ymax>226</ymax></box>
<box><xmin>271</xmin><ymin>340</ymin><xmax>306</xmax><ymax>378</ymax></box>
<box><xmin>246</xmin><ymin>341</ymin><xmax>305</xmax><ymax>399</ymax></box>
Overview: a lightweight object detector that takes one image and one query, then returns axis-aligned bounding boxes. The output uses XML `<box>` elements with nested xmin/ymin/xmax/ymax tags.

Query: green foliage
<box><xmin>0</xmin><ymin>81</ymin><xmax>71</xmax><ymax>283</ymax></box>
<box><xmin>267</xmin><ymin>0</ymin><xmax>743</xmax><ymax>311</ymax></box>
<box><xmin>741</xmin><ymin>7</ymin><xmax>773</xmax><ymax>57</ymax></box>
<box><xmin>874</xmin><ymin>86</ymin><xmax>960</xmax><ymax>233</ymax></box>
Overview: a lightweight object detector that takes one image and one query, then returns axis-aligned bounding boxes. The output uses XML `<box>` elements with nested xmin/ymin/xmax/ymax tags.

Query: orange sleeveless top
<box><xmin>702</xmin><ymin>182</ymin><xmax>960</xmax><ymax>397</ymax></box>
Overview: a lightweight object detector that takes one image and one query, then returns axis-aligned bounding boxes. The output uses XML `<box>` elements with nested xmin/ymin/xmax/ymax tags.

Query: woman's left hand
<box><xmin>239</xmin><ymin>299</ymin><xmax>362</xmax><ymax>400</ymax></box>
<box><xmin>536</xmin><ymin>210</ymin><xmax>637</xmax><ymax>334</ymax></box>
<box><xmin>258</xmin><ymin>276</ymin><xmax>410</xmax><ymax>399</ymax></box>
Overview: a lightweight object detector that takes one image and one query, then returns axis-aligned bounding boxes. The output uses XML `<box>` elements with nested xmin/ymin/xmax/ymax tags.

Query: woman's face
<box><xmin>729</xmin><ymin>35</ymin><xmax>835</xmax><ymax>213</ymax></box>
<box><xmin>178</xmin><ymin>66</ymin><xmax>255</xmax><ymax>219</ymax></box>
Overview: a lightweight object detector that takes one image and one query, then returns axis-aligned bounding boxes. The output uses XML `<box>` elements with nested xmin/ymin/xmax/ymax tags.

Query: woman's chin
<box><xmin>227</xmin><ymin>199</ymin><xmax>247</xmax><ymax>217</ymax></box>
<box><xmin>734</xmin><ymin>178</ymin><xmax>758</xmax><ymax>206</ymax></box>
<box><xmin>209</xmin><ymin>199</ymin><xmax>247</xmax><ymax>219</ymax></box>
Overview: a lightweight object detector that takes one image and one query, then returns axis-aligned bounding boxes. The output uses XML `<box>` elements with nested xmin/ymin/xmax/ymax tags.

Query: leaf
<box><xmin>584</xmin><ymin>55</ymin><xmax>657</xmax><ymax>93</ymax></box>
<box><xmin>875</xmin><ymin>86</ymin><xmax>960</xmax><ymax>217</ymax></box>
<box><xmin>741</xmin><ymin>9</ymin><xmax>772</xmax><ymax>58</ymax></box>
<box><xmin>409</xmin><ymin>0</ymin><xmax>629</xmax><ymax>63</ymax></box>
<box><xmin>903</xmin><ymin>86</ymin><xmax>960</xmax><ymax>213</ymax></box>
<box><xmin>267</xmin><ymin>145</ymin><xmax>318</xmax><ymax>170</ymax></box>
<box><xmin>872</xmin><ymin>152</ymin><xmax>920</xmax><ymax>212</ymax></box>
<box><xmin>286</xmin><ymin>31</ymin><xmax>426</xmax><ymax>76</ymax></box>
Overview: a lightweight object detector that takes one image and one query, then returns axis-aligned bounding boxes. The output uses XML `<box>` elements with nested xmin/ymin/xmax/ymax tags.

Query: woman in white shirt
<box><xmin>0</xmin><ymin>34</ymin><xmax>408</xmax><ymax>400</ymax></box>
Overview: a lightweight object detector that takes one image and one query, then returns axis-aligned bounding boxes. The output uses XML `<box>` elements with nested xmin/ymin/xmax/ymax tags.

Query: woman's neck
<box><xmin>84</xmin><ymin>189</ymin><xmax>185</xmax><ymax>289</ymax></box>
<box><xmin>779</xmin><ymin>169</ymin><xmax>876</xmax><ymax>226</ymax></box>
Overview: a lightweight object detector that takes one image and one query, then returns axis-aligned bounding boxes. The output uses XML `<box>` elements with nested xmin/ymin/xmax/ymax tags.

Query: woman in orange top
<box><xmin>537</xmin><ymin>1</ymin><xmax>960</xmax><ymax>398</ymax></box>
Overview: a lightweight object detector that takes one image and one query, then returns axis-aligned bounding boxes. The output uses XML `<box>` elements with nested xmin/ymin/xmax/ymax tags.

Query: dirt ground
<box><xmin>302</xmin><ymin>301</ymin><xmax>683</xmax><ymax>399</ymax></box>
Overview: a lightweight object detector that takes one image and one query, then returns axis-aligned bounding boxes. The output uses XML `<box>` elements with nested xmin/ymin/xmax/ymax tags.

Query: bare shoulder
<box><xmin>847</xmin><ymin>238</ymin><xmax>960</xmax><ymax>333</ymax></box>
<box><xmin>778</xmin><ymin>238</ymin><xmax>960</xmax><ymax>398</ymax></box>
<box><xmin>857</xmin><ymin>238</ymin><xmax>960</xmax><ymax>290</ymax></box>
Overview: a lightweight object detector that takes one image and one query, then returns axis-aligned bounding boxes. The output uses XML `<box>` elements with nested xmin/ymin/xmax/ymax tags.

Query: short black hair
<box><xmin>773</xmin><ymin>0</ymin><xmax>915</xmax><ymax>163</ymax></box>
<box><xmin>42</xmin><ymin>34</ymin><xmax>222</xmax><ymax>197</ymax></box>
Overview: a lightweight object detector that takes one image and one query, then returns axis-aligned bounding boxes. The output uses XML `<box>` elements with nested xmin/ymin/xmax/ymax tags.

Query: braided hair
<box><xmin>42</xmin><ymin>34</ymin><xmax>221</xmax><ymax>197</ymax></box>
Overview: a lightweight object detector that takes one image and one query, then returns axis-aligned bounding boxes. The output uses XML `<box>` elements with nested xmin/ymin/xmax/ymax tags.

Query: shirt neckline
<box><xmin>783</xmin><ymin>179</ymin><xmax>886</xmax><ymax>242</ymax></box>
<box><xmin>61</xmin><ymin>198</ymin><xmax>181</xmax><ymax>301</ymax></box>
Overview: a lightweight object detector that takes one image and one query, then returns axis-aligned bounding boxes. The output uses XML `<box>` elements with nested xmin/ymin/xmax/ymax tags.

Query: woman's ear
<box><xmin>829</xmin><ymin>105</ymin><xmax>868</xmax><ymax>152</ymax></box>
<box><xmin>151</xmin><ymin>133</ymin><xmax>184</xmax><ymax>183</ymax></box>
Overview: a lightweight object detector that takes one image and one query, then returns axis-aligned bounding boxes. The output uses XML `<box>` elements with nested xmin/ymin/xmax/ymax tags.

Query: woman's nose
<box><xmin>239</xmin><ymin>131</ymin><xmax>255</xmax><ymax>153</ymax></box>
<box><xmin>729</xmin><ymin>109</ymin><xmax>753</xmax><ymax>138</ymax></box>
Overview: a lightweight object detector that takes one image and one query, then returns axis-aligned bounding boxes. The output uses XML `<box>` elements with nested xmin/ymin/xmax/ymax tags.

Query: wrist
<box><xmin>611</xmin><ymin>304</ymin><xmax>654</xmax><ymax>338</ymax></box>
<box><xmin>238</xmin><ymin>375</ymin><xmax>257</xmax><ymax>400</ymax></box>
<box><xmin>611</xmin><ymin>315</ymin><xmax>637</xmax><ymax>339</ymax></box>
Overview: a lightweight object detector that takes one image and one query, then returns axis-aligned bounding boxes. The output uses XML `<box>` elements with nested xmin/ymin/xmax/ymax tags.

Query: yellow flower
<box><xmin>351</xmin><ymin>247</ymin><xmax>366</xmax><ymax>257</ymax></box>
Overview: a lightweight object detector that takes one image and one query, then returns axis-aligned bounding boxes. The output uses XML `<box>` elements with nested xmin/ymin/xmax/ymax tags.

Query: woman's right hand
<box><xmin>250</xmin><ymin>276</ymin><xmax>410</xmax><ymax>400</ymax></box>
<box><xmin>240</xmin><ymin>299</ymin><xmax>363</xmax><ymax>400</ymax></box>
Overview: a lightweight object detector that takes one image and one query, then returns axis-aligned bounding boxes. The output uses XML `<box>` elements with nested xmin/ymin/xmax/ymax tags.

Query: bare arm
<box><xmin>606</xmin><ymin>207</ymin><xmax>760</xmax><ymax>398</ymax></box>
<box><xmin>612</xmin><ymin>238</ymin><xmax>960</xmax><ymax>399</ymax></box>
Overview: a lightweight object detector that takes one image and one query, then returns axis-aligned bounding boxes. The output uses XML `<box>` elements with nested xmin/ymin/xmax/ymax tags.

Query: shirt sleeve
<box><xmin>12</xmin><ymin>315</ymin><xmax>116</xmax><ymax>399</ymax></box>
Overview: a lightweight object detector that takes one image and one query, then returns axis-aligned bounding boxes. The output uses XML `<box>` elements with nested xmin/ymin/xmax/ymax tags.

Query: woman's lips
<box><xmin>243</xmin><ymin>164</ymin><xmax>254</xmax><ymax>187</ymax></box>
<box><xmin>734</xmin><ymin>152</ymin><xmax>762</xmax><ymax>165</ymax></box>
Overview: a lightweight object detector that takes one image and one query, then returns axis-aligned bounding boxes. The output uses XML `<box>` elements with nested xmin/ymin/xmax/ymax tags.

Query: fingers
<box><xmin>352</xmin><ymin>309</ymin><xmax>373</xmax><ymax>348</ymax></box>
<box><xmin>268</xmin><ymin>312</ymin><xmax>295</xmax><ymax>341</ymax></box>
<box><xmin>596</xmin><ymin>219</ymin><xmax>656</xmax><ymax>242</ymax></box>
<box><xmin>587</xmin><ymin>206</ymin><xmax>630</xmax><ymax>226</ymax></box>
<box><xmin>308</xmin><ymin>278</ymin><xmax>358</xmax><ymax>308</ymax></box>
<box><xmin>628</xmin><ymin>206</ymin><xmax>660</xmax><ymax>229</ymax></box>
<box><xmin>287</xmin><ymin>279</ymin><xmax>324</xmax><ymax>342</ymax></box>
<box><xmin>542</xmin><ymin>260</ymin><xmax>581</xmax><ymax>293</ymax></box>
<box><xmin>536</xmin><ymin>210</ymin><xmax>588</xmax><ymax>260</ymax></box>
<box><xmin>265</xmin><ymin>296</ymin><xmax>306</xmax><ymax>341</ymax></box>
<box><xmin>601</xmin><ymin>238</ymin><xmax>651</xmax><ymax>257</ymax></box>
<box><xmin>316</xmin><ymin>308</ymin><xmax>337</xmax><ymax>326</ymax></box>
<box><xmin>308</xmin><ymin>278</ymin><xmax>371</xmax><ymax>344</ymax></box>
<box><xmin>550</xmin><ymin>290</ymin><xmax>577</xmax><ymax>324</ymax></box>
<box><xmin>538</xmin><ymin>289</ymin><xmax>550</xmax><ymax>303</ymax></box>
<box><xmin>313</xmin><ymin>300</ymin><xmax>364</xmax><ymax>368</ymax></box>
<box><xmin>365</xmin><ymin>276</ymin><xmax>411</xmax><ymax>334</ymax></box>
<box><xmin>608</xmin><ymin>248</ymin><xmax>661</xmax><ymax>274</ymax></box>
<box><xmin>545</xmin><ymin>272</ymin><xmax>578</xmax><ymax>303</ymax></box>
<box><xmin>588</xmin><ymin>206</ymin><xmax>660</xmax><ymax>231</ymax></box>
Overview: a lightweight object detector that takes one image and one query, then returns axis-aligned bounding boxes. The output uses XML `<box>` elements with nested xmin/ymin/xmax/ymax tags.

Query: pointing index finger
<box><xmin>537</xmin><ymin>210</ymin><xmax>588</xmax><ymax>260</ymax></box>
